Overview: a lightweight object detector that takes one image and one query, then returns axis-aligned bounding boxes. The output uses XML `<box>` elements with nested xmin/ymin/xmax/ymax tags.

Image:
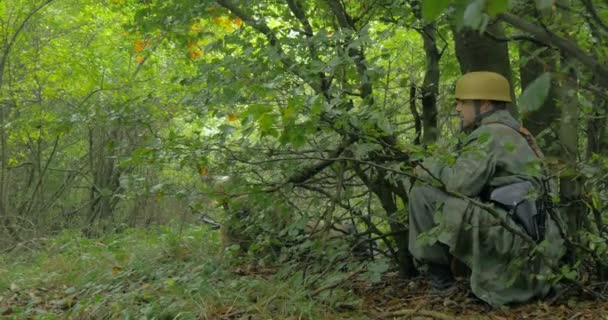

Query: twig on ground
<box><xmin>219</xmin><ymin>310</ymin><xmax>245</xmax><ymax>319</ymax></box>
<box><xmin>568</xmin><ymin>311</ymin><xmax>584</xmax><ymax>320</ymax></box>
<box><xmin>310</xmin><ymin>266</ymin><xmax>366</xmax><ymax>297</ymax></box>
<box><xmin>1</xmin><ymin>237</ymin><xmax>48</xmax><ymax>254</ymax></box>
<box><xmin>373</xmin><ymin>308</ymin><xmax>454</xmax><ymax>320</ymax></box>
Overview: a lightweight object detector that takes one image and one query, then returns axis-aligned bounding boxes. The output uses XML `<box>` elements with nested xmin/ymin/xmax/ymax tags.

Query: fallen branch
<box><xmin>310</xmin><ymin>266</ymin><xmax>365</xmax><ymax>297</ymax></box>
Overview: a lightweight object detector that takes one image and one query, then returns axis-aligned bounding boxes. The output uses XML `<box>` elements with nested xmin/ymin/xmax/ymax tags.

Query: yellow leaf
<box><xmin>189</xmin><ymin>49</ymin><xmax>201</xmax><ymax>59</ymax></box>
<box><xmin>233</xmin><ymin>17</ymin><xmax>243</xmax><ymax>27</ymax></box>
<box><xmin>213</xmin><ymin>16</ymin><xmax>234</xmax><ymax>31</ymax></box>
<box><xmin>227</xmin><ymin>113</ymin><xmax>238</xmax><ymax>122</ymax></box>
<box><xmin>135</xmin><ymin>56</ymin><xmax>145</xmax><ymax>63</ymax></box>
<box><xmin>134</xmin><ymin>39</ymin><xmax>145</xmax><ymax>53</ymax></box>
<box><xmin>199</xmin><ymin>167</ymin><xmax>208</xmax><ymax>177</ymax></box>
<box><xmin>191</xmin><ymin>20</ymin><xmax>202</xmax><ymax>33</ymax></box>
<box><xmin>112</xmin><ymin>265</ymin><xmax>122</xmax><ymax>276</ymax></box>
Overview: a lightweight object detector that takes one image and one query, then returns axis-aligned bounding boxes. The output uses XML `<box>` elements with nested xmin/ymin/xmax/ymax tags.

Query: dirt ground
<box><xmin>358</xmin><ymin>273</ymin><xmax>608</xmax><ymax>319</ymax></box>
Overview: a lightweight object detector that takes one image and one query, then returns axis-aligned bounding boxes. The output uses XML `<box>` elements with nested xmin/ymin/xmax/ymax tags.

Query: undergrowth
<box><xmin>0</xmin><ymin>225</ymin><xmax>365</xmax><ymax>320</ymax></box>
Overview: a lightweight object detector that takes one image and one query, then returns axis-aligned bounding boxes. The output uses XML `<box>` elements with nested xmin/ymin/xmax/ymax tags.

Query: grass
<box><xmin>5</xmin><ymin>225</ymin><xmax>608</xmax><ymax>320</ymax></box>
<box><xmin>0</xmin><ymin>225</ymin><xmax>365</xmax><ymax>320</ymax></box>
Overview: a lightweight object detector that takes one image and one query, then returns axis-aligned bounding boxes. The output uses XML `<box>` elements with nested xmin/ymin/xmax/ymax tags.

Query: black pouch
<box><xmin>489</xmin><ymin>181</ymin><xmax>544</xmax><ymax>242</ymax></box>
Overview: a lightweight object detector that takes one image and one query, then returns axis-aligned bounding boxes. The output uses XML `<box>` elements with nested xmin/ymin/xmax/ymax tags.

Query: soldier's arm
<box><xmin>419</xmin><ymin>130</ymin><xmax>496</xmax><ymax>197</ymax></box>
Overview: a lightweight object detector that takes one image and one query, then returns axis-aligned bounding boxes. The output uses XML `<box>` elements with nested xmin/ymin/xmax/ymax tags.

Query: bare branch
<box><xmin>287</xmin><ymin>137</ymin><xmax>355</xmax><ymax>185</ymax></box>
<box><xmin>499</xmin><ymin>12</ymin><xmax>608</xmax><ymax>84</ymax></box>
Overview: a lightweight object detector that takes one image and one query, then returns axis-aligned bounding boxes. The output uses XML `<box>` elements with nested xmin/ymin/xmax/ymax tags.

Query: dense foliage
<box><xmin>1</xmin><ymin>0</ymin><xmax>608</xmax><ymax>317</ymax></box>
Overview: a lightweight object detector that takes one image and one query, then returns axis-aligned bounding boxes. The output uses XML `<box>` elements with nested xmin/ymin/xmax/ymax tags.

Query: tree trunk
<box><xmin>557</xmin><ymin>65</ymin><xmax>583</xmax><ymax>239</ymax></box>
<box><xmin>452</xmin><ymin>21</ymin><xmax>518</xmax><ymax>116</ymax></box>
<box><xmin>372</xmin><ymin>175</ymin><xmax>417</xmax><ymax>278</ymax></box>
<box><xmin>586</xmin><ymin>99</ymin><xmax>608</xmax><ymax>158</ymax></box>
<box><xmin>419</xmin><ymin>23</ymin><xmax>440</xmax><ymax>145</ymax></box>
<box><xmin>520</xmin><ymin>42</ymin><xmax>560</xmax><ymax>138</ymax></box>
<box><xmin>0</xmin><ymin>100</ymin><xmax>17</xmax><ymax>240</ymax></box>
<box><xmin>352</xmin><ymin>162</ymin><xmax>417</xmax><ymax>278</ymax></box>
<box><xmin>86</xmin><ymin>126</ymin><xmax>123</xmax><ymax>235</ymax></box>
<box><xmin>556</xmin><ymin>0</ymin><xmax>585</xmax><ymax>258</ymax></box>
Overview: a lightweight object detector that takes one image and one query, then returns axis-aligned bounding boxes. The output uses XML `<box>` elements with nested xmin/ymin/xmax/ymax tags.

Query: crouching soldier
<box><xmin>408</xmin><ymin>71</ymin><xmax>565</xmax><ymax>306</ymax></box>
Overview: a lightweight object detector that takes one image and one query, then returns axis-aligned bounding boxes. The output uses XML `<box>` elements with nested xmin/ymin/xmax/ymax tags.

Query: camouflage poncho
<box><xmin>408</xmin><ymin>110</ymin><xmax>565</xmax><ymax>306</ymax></box>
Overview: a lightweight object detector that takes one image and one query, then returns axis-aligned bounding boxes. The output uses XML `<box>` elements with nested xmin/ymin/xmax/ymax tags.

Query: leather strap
<box><xmin>485</xmin><ymin>121</ymin><xmax>545</xmax><ymax>159</ymax></box>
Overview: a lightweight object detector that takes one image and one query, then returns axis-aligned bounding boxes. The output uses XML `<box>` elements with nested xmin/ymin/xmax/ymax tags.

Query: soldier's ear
<box><xmin>480</xmin><ymin>100</ymin><xmax>493</xmax><ymax>112</ymax></box>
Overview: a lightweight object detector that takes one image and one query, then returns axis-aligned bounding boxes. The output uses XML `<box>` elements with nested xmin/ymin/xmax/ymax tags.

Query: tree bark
<box><xmin>410</xmin><ymin>84</ymin><xmax>421</xmax><ymax>145</ymax></box>
<box><xmin>555</xmin><ymin>0</ymin><xmax>585</xmax><ymax>253</ymax></box>
<box><xmin>452</xmin><ymin>22</ymin><xmax>518</xmax><ymax>116</ymax></box>
<box><xmin>419</xmin><ymin>23</ymin><xmax>440</xmax><ymax>145</ymax></box>
<box><xmin>586</xmin><ymin>100</ymin><xmax>608</xmax><ymax>158</ymax></box>
<box><xmin>86</xmin><ymin>126</ymin><xmax>123</xmax><ymax>235</ymax></box>
<box><xmin>557</xmin><ymin>66</ymin><xmax>583</xmax><ymax>238</ymax></box>
<box><xmin>372</xmin><ymin>174</ymin><xmax>417</xmax><ymax>278</ymax></box>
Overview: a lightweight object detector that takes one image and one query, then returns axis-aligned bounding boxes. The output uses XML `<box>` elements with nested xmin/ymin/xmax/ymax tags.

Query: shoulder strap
<box><xmin>485</xmin><ymin>121</ymin><xmax>545</xmax><ymax>159</ymax></box>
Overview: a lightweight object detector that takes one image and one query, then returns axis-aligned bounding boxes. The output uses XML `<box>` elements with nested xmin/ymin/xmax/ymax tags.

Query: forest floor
<box><xmin>1</xmin><ymin>225</ymin><xmax>607</xmax><ymax>319</ymax></box>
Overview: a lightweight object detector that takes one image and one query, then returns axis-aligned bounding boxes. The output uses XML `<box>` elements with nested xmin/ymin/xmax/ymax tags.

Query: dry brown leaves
<box><xmin>354</xmin><ymin>272</ymin><xmax>608</xmax><ymax>320</ymax></box>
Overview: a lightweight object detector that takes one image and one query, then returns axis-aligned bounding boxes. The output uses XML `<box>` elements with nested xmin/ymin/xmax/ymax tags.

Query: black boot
<box><xmin>428</xmin><ymin>263</ymin><xmax>456</xmax><ymax>292</ymax></box>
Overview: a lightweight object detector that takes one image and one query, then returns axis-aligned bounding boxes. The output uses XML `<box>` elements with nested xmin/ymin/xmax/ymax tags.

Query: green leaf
<box><xmin>258</xmin><ymin>113</ymin><xmax>277</xmax><ymax>136</ymax></box>
<box><xmin>421</xmin><ymin>0</ymin><xmax>450</xmax><ymax>21</ymax></box>
<box><xmin>352</xmin><ymin>142</ymin><xmax>382</xmax><ymax>158</ymax></box>
<box><xmin>279</xmin><ymin>125</ymin><xmax>306</xmax><ymax>147</ymax></box>
<box><xmin>535</xmin><ymin>0</ymin><xmax>555</xmax><ymax>11</ymax></box>
<box><xmin>364</xmin><ymin>260</ymin><xmax>389</xmax><ymax>283</ymax></box>
<box><xmin>463</xmin><ymin>0</ymin><xmax>485</xmax><ymax>29</ymax></box>
<box><xmin>99</xmin><ymin>188</ymin><xmax>113</xmax><ymax>197</ymax></box>
<box><xmin>486</xmin><ymin>0</ymin><xmax>509</xmax><ymax>16</ymax></box>
<box><xmin>308</xmin><ymin>94</ymin><xmax>323</xmax><ymax>115</ymax></box>
<box><xmin>245</xmin><ymin>104</ymin><xmax>273</xmax><ymax>119</ymax></box>
<box><xmin>519</xmin><ymin>72</ymin><xmax>551</xmax><ymax>113</ymax></box>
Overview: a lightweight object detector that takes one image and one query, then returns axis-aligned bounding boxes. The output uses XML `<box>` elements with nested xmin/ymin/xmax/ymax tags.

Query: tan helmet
<box><xmin>455</xmin><ymin>71</ymin><xmax>512</xmax><ymax>102</ymax></box>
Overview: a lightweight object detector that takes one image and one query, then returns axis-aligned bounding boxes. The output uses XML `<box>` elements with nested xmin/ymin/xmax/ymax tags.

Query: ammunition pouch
<box><xmin>487</xmin><ymin>181</ymin><xmax>545</xmax><ymax>242</ymax></box>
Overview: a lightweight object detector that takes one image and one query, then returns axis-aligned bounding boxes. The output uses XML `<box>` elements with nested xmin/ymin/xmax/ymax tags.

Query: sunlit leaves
<box><xmin>212</xmin><ymin>15</ymin><xmax>242</xmax><ymax>32</ymax></box>
<box><xmin>190</xmin><ymin>19</ymin><xmax>203</xmax><ymax>33</ymax></box>
<box><xmin>519</xmin><ymin>72</ymin><xmax>551</xmax><ymax>113</ymax></box>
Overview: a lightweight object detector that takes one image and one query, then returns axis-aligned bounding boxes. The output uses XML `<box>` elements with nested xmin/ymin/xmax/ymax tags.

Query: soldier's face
<box><xmin>455</xmin><ymin>99</ymin><xmax>476</xmax><ymax>130</ymax></box>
